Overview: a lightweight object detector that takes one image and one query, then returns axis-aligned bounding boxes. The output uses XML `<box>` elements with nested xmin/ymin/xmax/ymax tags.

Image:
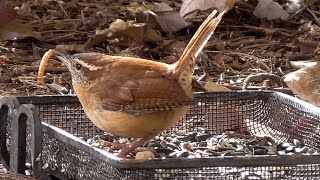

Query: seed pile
<box><xmin>87</xmin><ymin>129</ymin><xmax>318</xmax><ymax>160</ymax></box>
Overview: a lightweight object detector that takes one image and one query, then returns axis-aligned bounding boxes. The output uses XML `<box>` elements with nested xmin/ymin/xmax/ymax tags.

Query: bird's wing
<box><xmin>89</xmin><ymin>61</ymin><xmax>194</xmax><ymax>115</ymax></box>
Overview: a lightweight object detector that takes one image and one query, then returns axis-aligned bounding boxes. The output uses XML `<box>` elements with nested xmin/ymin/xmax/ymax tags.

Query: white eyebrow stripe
<box><xmin>76</xmin><ymin>59</ymin><xmax>102</xmax><ymax>71</ymax></box>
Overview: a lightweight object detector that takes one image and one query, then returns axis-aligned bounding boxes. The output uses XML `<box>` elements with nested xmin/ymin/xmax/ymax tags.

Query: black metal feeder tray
<box><xmin>1</xmin><ymin>91</ymin><xmax>320</xmax><ymax>179</ymax></box>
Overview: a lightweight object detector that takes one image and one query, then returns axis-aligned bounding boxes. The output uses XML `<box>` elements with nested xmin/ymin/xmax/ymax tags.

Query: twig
<box><xmin>242</xmin><ymin>73</ymin><xmax>283</xmax><ymax>89</ymax></box>
<box><xmin>40</xmin><ymin>29</ymin><xmax>92</xmax><ymax>35</ymax></box>
<box><xmin>45</xmin><ymin>33</ymin><xmax>75</xmax><ymax>42</ymax></box>
<box><xmin>18</xmin><ymin>78</ymin><xmax>47</xmax><ymax>89</ymax></box>
<box><xmin>306</xmin><ymin>8</ymin><xmax>320</xmax><ymax>27</ymax></box>
<box><xmin>4</xmin><ymin>64</ymin><xmax>68</xmax><ymax>73</ymax></box>
<box><xmin>57</xmin><ymin>1</ymin><xmax>71</xmax><ymax>19</ymax></box>
<box><xmin>287</xmin><ymin>0</ymin><xmax>315</xmax><ymax>21</ymax></box>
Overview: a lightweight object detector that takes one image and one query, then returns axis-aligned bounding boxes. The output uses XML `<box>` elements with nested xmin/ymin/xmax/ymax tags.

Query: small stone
<box><xmin>135</xmin><ymin>151</ymin><xmax>156</xmax><ymax>160</ymax></box>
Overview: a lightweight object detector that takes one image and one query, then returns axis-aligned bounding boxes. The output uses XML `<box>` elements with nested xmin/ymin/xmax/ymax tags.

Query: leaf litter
<box><xmin>1</xmin><ymin>0</ymin><xmax>320</xmax><ymax>178</ymax></box>
<box><xmin>0</xmin><ymin>0</ymin><xmax>318</xmax><ymax>98</ymax></box>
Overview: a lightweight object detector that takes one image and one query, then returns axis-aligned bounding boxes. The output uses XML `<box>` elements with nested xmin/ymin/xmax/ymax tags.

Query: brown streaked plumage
<box><xmin>37</xmin><ymin>10</ymin><xmax>225</xmax><ymax>158</ymax></box>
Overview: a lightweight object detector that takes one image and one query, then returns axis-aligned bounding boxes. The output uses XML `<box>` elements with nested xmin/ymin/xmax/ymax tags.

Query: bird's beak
<box><xmin>51</xmin><ymin>50</ymin><xmax>72</xmax><ymax>70</ymax></box>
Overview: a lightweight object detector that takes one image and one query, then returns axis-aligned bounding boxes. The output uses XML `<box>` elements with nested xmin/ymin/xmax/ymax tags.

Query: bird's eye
<box><xmin>75</xmin><ymin>63</ymin><xmax>82</xmax><ymax>71</ymax></box>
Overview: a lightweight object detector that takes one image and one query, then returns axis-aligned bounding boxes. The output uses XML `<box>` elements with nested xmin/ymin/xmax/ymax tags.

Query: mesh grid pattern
<box><xmin>42</xmin><ymin>133</ymin><xmax>133</xmax><ymax>180</ymax></box>
<box><xmin>6</xmin><ymin>111</ymin><xmax>13</xmax><ymax>151</ymax></box>
<box><xmin>18</xmin><ymin>91</ymin><xmax>320</xmax><ymax>179</ymax></box>
<box><xmin>41</xmin><ymin>134</ymin><xmax>320</xmax><ymax>179</ymax></box>
<box><xmin>26</xmin><ymin>124</ymin><xmax>31</xmax><ymax>164</ymax></box>
<box><xmin>37</xmin><ymin>105</ymin><xmax>102</xmax><ymax>138</ymax></box>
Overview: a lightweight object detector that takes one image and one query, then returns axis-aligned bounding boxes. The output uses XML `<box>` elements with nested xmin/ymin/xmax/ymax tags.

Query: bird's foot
<box><xmin>117</xmin><ymin>137</ymin><xmax>152</xmax><ymax>158</ymax></box>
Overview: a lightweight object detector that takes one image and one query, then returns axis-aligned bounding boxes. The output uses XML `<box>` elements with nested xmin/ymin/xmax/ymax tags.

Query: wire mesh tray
<box><xmin>1</xmin><ymin>91</ymin><xmax>320</xmax><ymax>179</ymax></box>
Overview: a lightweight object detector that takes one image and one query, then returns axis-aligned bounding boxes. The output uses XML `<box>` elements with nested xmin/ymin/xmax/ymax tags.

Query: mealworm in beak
<box><xmin>37</xmin><ymin>49</ymin><xmax>55</xmax><ymax>84</ymax></box>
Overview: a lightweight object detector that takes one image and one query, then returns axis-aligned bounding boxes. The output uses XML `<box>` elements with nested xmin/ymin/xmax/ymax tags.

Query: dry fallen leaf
<box><xmin>108</xmin><ymin>19</ymin><xmax>163</xmax><ymax>44</ymax></box>
<box><xmin>180</xmin><ymin>0</ymin><xmax>238</xmax><ymax>17</ymax></box>
<box><xmin>163</xmin><ymin>40</ymin><xmax>187</xmax><ymax>54</ymax></box>
<box><xmin>296</xmin><ymin>39</ymin><xmax>319</xmax><ymax>55</ymax></box>
<box><xmin>204</xmin><ymin>81</ymin><xmax>231</xmax><ymax>92</ymax></box>
<box><xmin>150</xmin><ymin>3</ymin><xmax>191</xmax><ymax>33</ymax></box>
<box><xmin>284</xmin><ymin>63</ymin><xmax>320</xmax><ymax>106</ymax></box>
<box><xmin>253</xmin><ymin>0</ymin><xmax>289</xmax><ymax>20</ymax></box>
<box><xmin>0</xmin><ymin>20</ymin><xmax>42</xmax><ymax>41</ymax></box>
<box><xmin>56</xmin><ymin>44</ymin><xmax>87</xmax><ymax>54</ymax></box>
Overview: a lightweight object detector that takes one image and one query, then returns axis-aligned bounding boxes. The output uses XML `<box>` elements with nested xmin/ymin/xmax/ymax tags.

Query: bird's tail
<box><xmin>173</xmin><ymin>10</ymin><xmax>225</xmax><ymax>77</ymax></box>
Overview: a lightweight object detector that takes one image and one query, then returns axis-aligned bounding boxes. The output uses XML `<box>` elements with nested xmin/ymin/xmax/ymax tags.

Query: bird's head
<box><xmin>50</xmin><ymin>50</ymin><xmax>107</xmax><ymax>86</ymax></box>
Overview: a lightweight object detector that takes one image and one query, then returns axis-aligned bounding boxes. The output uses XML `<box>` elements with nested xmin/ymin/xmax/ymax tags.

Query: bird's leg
<box><xmin>117</xmin><ymin>136</ymin><xmax>153</xmax><ymax>158</ymax></box>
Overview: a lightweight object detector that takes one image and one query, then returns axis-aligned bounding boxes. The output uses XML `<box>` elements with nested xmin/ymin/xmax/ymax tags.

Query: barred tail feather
<box><xmin>174</xmin><ymin>10</ymin><xmax>225</xmax><ymax>77</ymax></box>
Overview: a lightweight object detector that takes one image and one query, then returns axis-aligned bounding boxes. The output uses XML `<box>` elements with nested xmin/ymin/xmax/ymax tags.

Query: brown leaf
<box><xmin>204</xmin><ymin>81</ymin><xmax>231</xmax><ymax>92</ymax></box>
<box><xmin>253</xmin><ymin>0</ymin><xmax>289</xmax><ymax>20</ymax></box>
<box><xmin>108</xmin><ymin>19</ymin><xmax>163</xmax><ymax>43</ymax></box>
<box><xmin>0</xmin><ymin>20</ymin><xmax>42</xmax><ymax>41</ymax></box>
<box><xmin>56</xmin><ymin>44</ymin><xmax>87</xmax><ymax>54</ymax></box>
<box><xmin>163</xmin><ymin>40</ymin><xmax>187</xmax><ymax>54</ymax></box>
<box><xmin>284</xmin><ymin>63</ymin><xmax>320</xmax><ymax>106</ymax></box>
<box><xmin>296</xmin><ymin>39</ymin><xmax>319</xmax><ymax>54</ymax></box>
